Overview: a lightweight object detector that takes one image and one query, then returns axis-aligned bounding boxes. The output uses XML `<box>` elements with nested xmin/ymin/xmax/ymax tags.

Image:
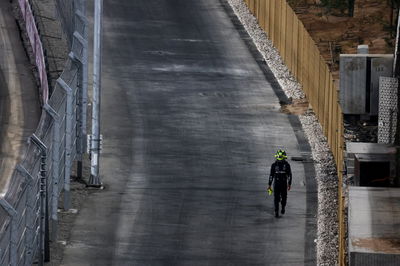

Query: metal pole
<box><xmin>89</xmin><ymin>0</ymin><xmax>103</xmax><ymax>187</ymax></box>
<box><xmin>393</xmin><ymin>10</ymin><xmax>400</xmax><ymax>80</ymax></box>
<box><xmin>76</xmin><ymin>0</ymin><xmax>89</xmax><ymax>179</ymax></box>
<box><xmin>31</xmin><ymin>134</ymin><xmax>48</xmax><ymax>266</ymax></box>
<box><xmin>393</xmin><ymin>10</ymin><xmax>400</xmax><ymax>145</ymax></box>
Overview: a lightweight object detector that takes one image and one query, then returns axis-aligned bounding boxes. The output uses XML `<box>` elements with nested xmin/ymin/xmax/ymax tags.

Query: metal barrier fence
<box><xmin>54</xmin><ymin>0</ymin><xmax>75</xmax><ymax>48</ymax></box>
<box><xmin>0</xmin><ymin>0</ymin><xmax>87</xmax><ymax>265</ymax></box>
<box><xmin>243</xmin><ymin>0</ymin><xmax>346</xmax><ymax>265</ymax></box>
<box><xmin>17</xmin><ymin>0</ymin><xmax>49</xmax><ymax>103</ymax></box>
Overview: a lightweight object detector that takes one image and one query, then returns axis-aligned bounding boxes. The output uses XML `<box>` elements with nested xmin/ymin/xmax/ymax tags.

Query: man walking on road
<box><xmin>268</xmin><ymin>150</ymin><xmax>292</xmax><ymax>218</ymax></box>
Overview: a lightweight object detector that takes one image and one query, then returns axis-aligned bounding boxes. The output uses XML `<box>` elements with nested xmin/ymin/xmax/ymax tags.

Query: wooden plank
<box><xmin>313</xmin><ymin>47</ymin><xmax>321</xmax><ymax>115</ymax></box>
<box><xmin>286</xmin><ymin>6</ymin><xmax>293</xmax><ymax>72</ymax></box>
<box><xmin>255</xmin><ymin>0</ymin><xmax>259</xmax><ymax>19</ymax></box>
<box><xmin>318</xmin><ymin>59</ymin><xmax>326</xmax><ymax>127</ymax></box>
<box><xmin>266</xmin><ymin>0</ymin><xmax>271</xmax><ymax>37</ymax></box>
<box><xmin>260</xmin><ymin>0</ymin><xmax>266</xmax><ymax>30</ymax></box>
<box><xmin>280</xmin><ymin>0</ymin><xmax>287</xmax><ymax>57</ymax></box>
<box><xmin>297</xmin><ymin>22</ymin><xmax>304</xmax><ymax>85</ymax></box>
<box><xmin>312</xmin><ymin>47</ymin><xmax>320</xmax><ymax>115</ymax></box>
<box><xmin>304</xmin><ymin>33</ymin><xmax>310</xmax><ymax>98</ymax></box>
<box><xmin>269</xmin><ymin>0</ymin><xmax>275</xmax><ymax>43</ymax></box>
<box><xmin>292</xmin><ymin>13</ymin><xmax>299</xmax><ymax>77</ymax></box>
<box><xmin>274</xmin><ymin>0</ymin><xmax>281</xmax><ymax>50</ymax></box>
<box><xmin>328</xmin><ymin>79</ymin><xmax>334</xmax><ymax>148</ymax></box>
<box><xmin>323</xmin><ymin>70</ymin><xmax>330</xmax><ymax>136</ymax></box>
<box><xmin>332</xmin><ymin>105</ymin><xmax>338</xmax><ymax>160</ymax></box>
<box><xmin>307</xmin><ymin>41</ymin><xmax>312</xmax><ymax>105</ymax></box>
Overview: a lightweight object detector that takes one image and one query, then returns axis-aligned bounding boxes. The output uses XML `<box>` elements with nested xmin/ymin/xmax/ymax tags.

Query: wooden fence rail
<box><xmin>242</xmin><ymin>0</ymin><xmax>346</xmax><ymax>265</ymax></box>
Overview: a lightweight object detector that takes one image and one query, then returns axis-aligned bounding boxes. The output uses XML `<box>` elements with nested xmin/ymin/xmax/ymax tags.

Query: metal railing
<box><xmin>243</xmin><ymin>0</ymin><xmax>345</xmax><ymax>265</ymax></box>
<box><xmin>0</xmin><ymin>0</ymin><xmax>88</xmax><ymax>265</ymax></box>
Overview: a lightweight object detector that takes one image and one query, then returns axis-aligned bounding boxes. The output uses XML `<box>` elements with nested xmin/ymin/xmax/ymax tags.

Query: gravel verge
<box><xmin>225</xmin><ymin>0</ymin><xmax>339</xmax><ymax>265</ymax></box>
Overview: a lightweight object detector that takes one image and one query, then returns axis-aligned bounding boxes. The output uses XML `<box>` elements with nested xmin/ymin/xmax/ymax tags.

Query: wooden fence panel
<box><xmin>312</xmin><ymin>46</ymin><xmax>320</xmax><ymax>115</ymax></box>
<box><xmin>318</xmin><ymin>58</ymin><xmax>326</xmax><ymax>126</ymax></box>
<box><xmin>249</xmin><ymin>0</ymin><xmax>254</xmax><ymax>13</ymax></box>
<box><xmin>256</xmin><ymin>0</ymin><xmax>261</xmax><ymax>18</ymax></box>
<box><xmin>265</xmin><ymin>0</ymin><xmax>270</xmax><ymax>37</ymax></box>
<box><xmin>328</xmin><ymin>79</ymin><xmax>334</xmax><ymax>148</ymax></box>
<box><xmin>285</xmin><ymin>7</ymin><xmax>293</xmax><ymax>72</ymax></box>
<box><xmin>297</xmin><ymin>23</ymin><xmax>304</xmax><ymax>85</ymax></box>
<box><xmin>304</xmin><ymin>33</ymin><xmax>310</xmax><ymax>98</ymax></box>
<box><xmin>269</xmin><ymin>0</ymin><xmax>275</xmax><ymax>43</ymax></box>
<box><xmin>259</xmin><ymin>0</ymin><xmax>266</xmax><ymax>29</ymax></box>
<box><xmin>292</xmin><ymin>13</ymin><xmax>299</xmax><ymax>77</ymax></box>
<box><xmin>280</xmin><ymin>1</ymin><xmax>287</xmax><ymax>57</ymax></box>
<box><xmin>275</xmin><ymin>0</ymin><xmax>281</xmax><ymax>50</ymax></box>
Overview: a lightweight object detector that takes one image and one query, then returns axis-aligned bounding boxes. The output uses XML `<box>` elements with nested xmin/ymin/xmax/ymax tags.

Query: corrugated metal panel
<box><xmin>370</xmin><ymin>57</ymin><xmax>393</xmax><ymax>115</ymax></box>
<box><xmin>350</xmin><ymin>252</ymin><xmax>400</xmax><ymax>266</ymax></box>
<box><xmin>340</xmin><ymin>56</ymin><xmax>367</xmax><ymax>114</ymax></box>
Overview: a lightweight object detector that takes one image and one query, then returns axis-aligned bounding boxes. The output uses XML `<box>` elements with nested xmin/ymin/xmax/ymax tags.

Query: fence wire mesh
<box><xmin>55</xmin><ymin>0</ymin><xmax>75</xmax><ymax>47</ymax></box>
<box><xmin>0</xmin><ymin>0</ymin><xmax>87</xmax><ymax>265</ymax></box>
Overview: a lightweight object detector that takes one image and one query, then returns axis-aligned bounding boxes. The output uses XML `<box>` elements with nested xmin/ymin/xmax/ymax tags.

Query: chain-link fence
<box><xmin>54</xmin><ymin>0</ymin><xmax>75</xmax><ymax>48</ymax></box>
<box><xmin>0</xmin><ymin>0</ymin><xmax>87</xmax><ymax>265</ymax></box>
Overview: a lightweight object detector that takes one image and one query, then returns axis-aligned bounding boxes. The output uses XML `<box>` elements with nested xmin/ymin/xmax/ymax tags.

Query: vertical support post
<box><xmin>89</xmin><ymin>0</ymin><xmax>103</xmax><ymax>187</ymax></box>
<box><xmin>393</xmin><ymin>10</ymin><xmax>400</xmax><ymax>145</ymax></box>
<box><xmin>30</xmin><ymin>134</ymin><xmax>49</xmax><ymax>264</ymax></box>
<box><xmin>74</xmin><ymin>8</ymin><xmax>89</xmax><ymax>179</ymax></box>
<box><xmin>44</xmin><ymin>104</ymin><xmax>60</xmax><ymax>241</ymax></box>
<box><xmin>70</xmin><ymin>31</ymin><xmax>86</xmax><ymax>180</ymax></box>
<box><xmin>57</xmin><ymin>78</ymin><xmax>73</xmax><ymax>210</ymax></box>
<box><xmin>15</xmin><ymin>164</ymin><xmax>35</xmax><ymax>265</ymax></box>
<box><xmin>82</xmin><ymin>0</ymin><xmax>88</xmax><ymax>152</ymax></box>
<box><xmin>392</xmin><ymin>10</ymin><xmax>400</xmax><ymax>196</ymax></box>
<box><xmin>0</xmin><ymin>199</ymin><xmax>18</xmax><ymax>266</ymax></box>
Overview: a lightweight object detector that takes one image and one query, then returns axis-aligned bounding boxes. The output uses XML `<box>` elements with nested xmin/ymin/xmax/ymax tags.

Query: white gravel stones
<box><xmin>299</xmin><ymin>111</ymin><xmax>339</xmax><ymax>266</ymax></box>
<box><xmin>226</xmin><ymin>0</ymin><xmax>339</xmax><ymax>265</ymax></box>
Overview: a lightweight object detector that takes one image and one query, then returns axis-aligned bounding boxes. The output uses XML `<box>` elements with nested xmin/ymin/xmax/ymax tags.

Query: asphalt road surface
<box><xmin>61</xmin><ymin>0</ymin><xmax>317</xmax><ymax>265</ymax></box>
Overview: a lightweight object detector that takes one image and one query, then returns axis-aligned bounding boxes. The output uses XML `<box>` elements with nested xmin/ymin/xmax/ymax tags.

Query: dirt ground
<box><xmin>288</xmin><ymin>0</ymin><xmax>396</xmax><ymax>79</ymax></box>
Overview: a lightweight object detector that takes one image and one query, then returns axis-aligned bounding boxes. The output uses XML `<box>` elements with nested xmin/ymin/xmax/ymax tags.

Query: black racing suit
<box><xmin>269</xmin><ymin>160</ymin><xmax>292</xmax><ymax>214</ymax></box>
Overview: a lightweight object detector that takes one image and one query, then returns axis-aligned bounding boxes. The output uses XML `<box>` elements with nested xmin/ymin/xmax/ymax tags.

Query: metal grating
<box><xmin>378</xmin><ymin>77</ymin><xmax>398</xmax><ymax>144</ymax></box>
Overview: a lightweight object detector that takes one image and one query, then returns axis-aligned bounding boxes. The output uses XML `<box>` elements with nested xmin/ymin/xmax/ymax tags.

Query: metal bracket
<box><xmin>73</xmin><ymin>31</ymin><xmax>87</xmax><ymax>47</ymax></box>
<box><xmin>75</xmin><ymin>10</ymin><xmax>89</xmax><ymax>26</ymax></box>
<box><xmin>30</xmin><ymin>134</ymin><xmax>47</xmax><ymax>152</ymax></box>
<box><xmin>43</xmin><ymin>103</ymin><xmax>60</xmax><ymax>121</ymax></box>
<box><xmin>69</xmin><ymin>51</ymin><xmax>83</xmax><ymax>65</ymax></box>
<box><xmin>16</xmin><ymin>164</ymin><xmax>34</xmax><ymax>184</ymax></box>
<box><xmin>57</xmin><ymin>78</ymin><xmax>72</xmax><ymax>95</ymax></box>
<box><xmin>0</xmin><ymin>198</ymin><xmax>17</xmax><ymax>217</ymax></box>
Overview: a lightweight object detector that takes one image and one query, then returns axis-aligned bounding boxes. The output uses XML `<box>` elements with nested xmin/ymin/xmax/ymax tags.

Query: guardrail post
<box><xmin>0</xmin><ymin>198</ymin><xmax>18</xmax><ymax>266</ymax></box>
<box><xmin>44</xmin><ymin>103</ymin><xmax>60</xmax><ymax>241</ymax></box>
<box><xmin>57</xmin><ymin>78</ymin><xmax>73</xmax><ymax>210</ymax></box>
<box><xmin>31</xmin><ymin>134</ymin><xmax>49</xmax><ymax>263</ymax></box>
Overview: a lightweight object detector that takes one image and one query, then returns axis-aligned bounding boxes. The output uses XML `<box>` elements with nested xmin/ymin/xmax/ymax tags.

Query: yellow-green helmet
<box><xmin>274</xmin><ymin>149</ymin><xmax>287</xmax><ymax>161</ymax></box>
